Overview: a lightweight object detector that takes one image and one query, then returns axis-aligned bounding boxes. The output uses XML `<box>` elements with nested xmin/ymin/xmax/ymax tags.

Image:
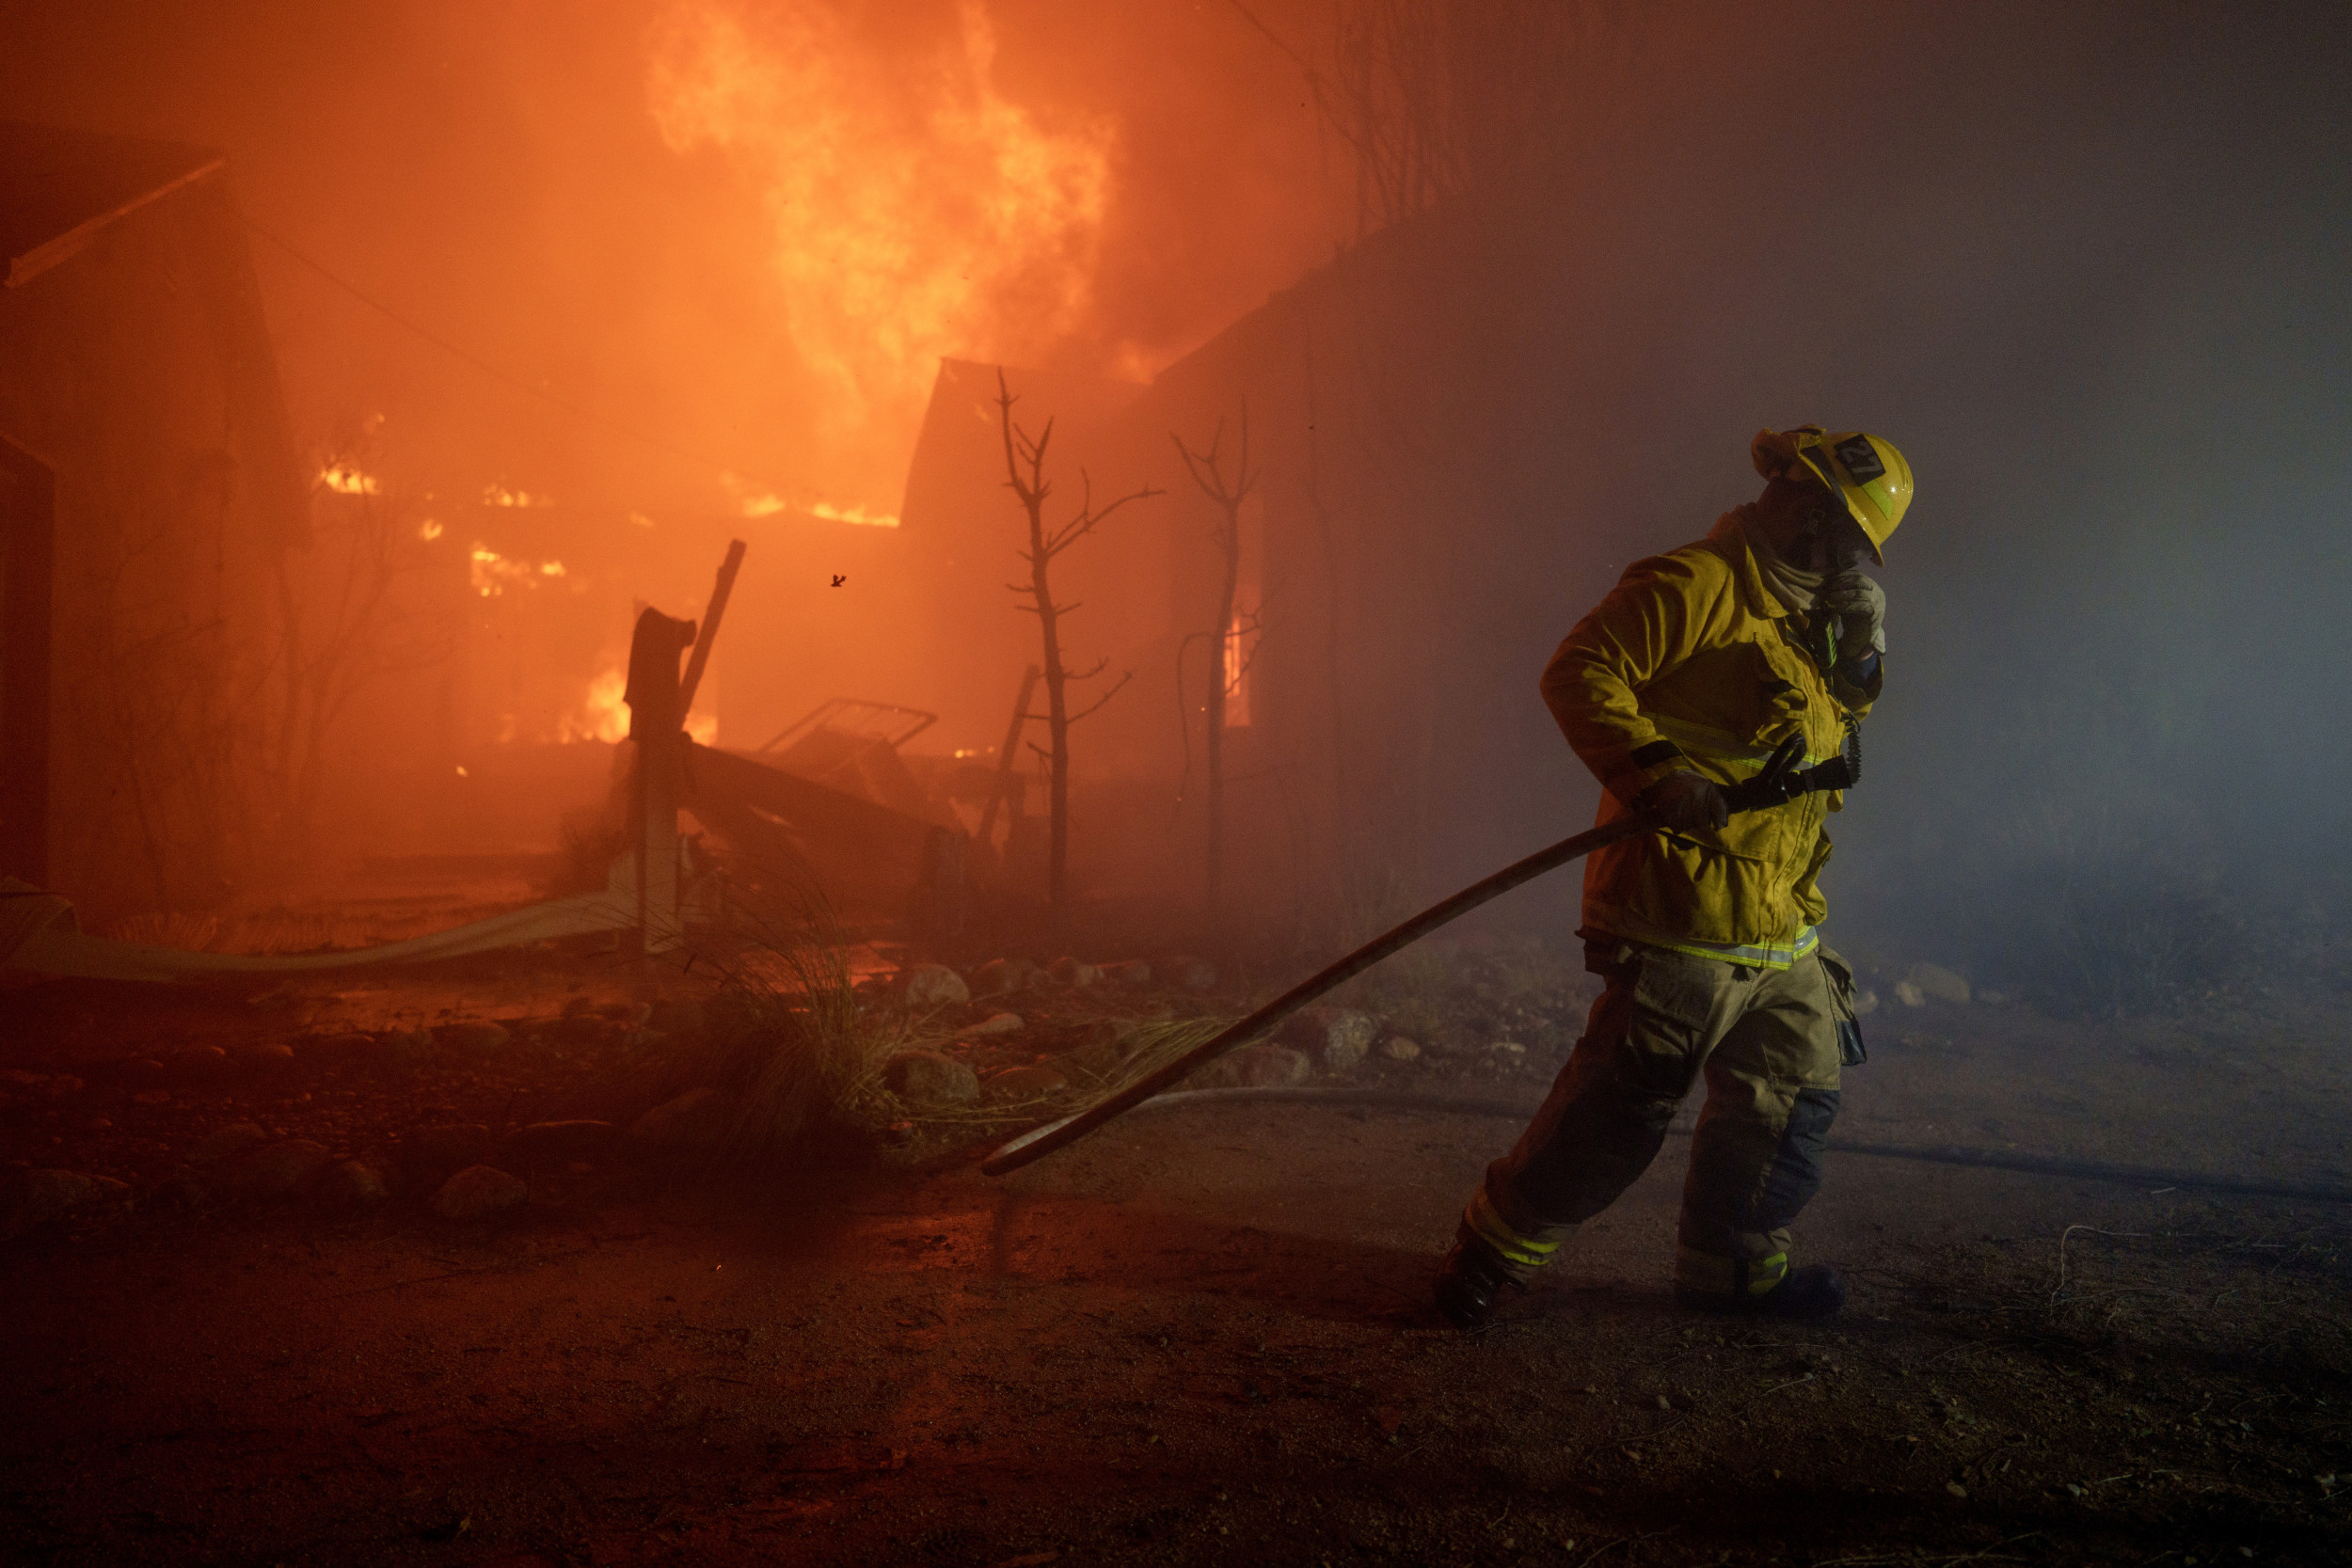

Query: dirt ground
<box><xmin>3</xmin><ymin>933</ymin><xmax>2349</xmax><ymax>1567</ymax></box>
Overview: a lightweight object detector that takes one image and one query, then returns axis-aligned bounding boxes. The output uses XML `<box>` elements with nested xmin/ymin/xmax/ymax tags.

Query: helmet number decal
<box><xmin>1833</xmin><ymin>436</ymin><xmax>1885</xmax><ymax>483</ymax></box>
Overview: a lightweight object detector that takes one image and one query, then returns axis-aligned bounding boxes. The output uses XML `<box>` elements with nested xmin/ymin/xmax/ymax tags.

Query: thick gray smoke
<box><xmin>1252</xmin><ymin>1</ymin><xmax>2352</xmax><ymax>1011</ymax></box>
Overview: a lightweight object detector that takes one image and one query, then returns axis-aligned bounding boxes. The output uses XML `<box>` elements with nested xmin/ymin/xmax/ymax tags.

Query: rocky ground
<box><xmin>3</xmin><ymin>931</ymin><xmax>2348</xmax><ymax>1565</ymax></box>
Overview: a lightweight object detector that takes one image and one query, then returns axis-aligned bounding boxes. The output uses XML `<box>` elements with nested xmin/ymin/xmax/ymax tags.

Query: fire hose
<box><xmin>982</xmin><ymin>730</ymin><xmax>1856</xmax><ymax>1177</ymax></box>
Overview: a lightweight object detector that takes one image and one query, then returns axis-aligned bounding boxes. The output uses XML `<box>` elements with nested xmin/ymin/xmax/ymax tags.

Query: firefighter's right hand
<box><xmin>1636</xmin><ymin>769</ymin><xmax>1729</xmax><ymax>832</ymax></box>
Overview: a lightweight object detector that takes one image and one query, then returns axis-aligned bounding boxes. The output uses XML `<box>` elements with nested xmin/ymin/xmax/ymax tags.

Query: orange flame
<box><xmin>564</xmin><ymin>667</ymin><xmax>720</xmax><ymax>747</ymax></box>
<box><xmin>645</xmin><ymin>0</ymin><xmax>1111</xmax><ymax>445</ymax></box>
<box><xmin>567</xmin><ymin>667</ymin><xmax>631</xmax><ymax>744</ymax></box>
<box><xmin>469</xmin><ymin>545</ymin><xmax>574</xmax><ymax>597</ymax></box>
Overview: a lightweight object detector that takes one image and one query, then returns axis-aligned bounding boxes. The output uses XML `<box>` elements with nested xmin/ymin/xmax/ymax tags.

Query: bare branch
<box><xmin>1064</xmin><ymin>670</ymin><xmax>1134</xmax><ymax>726</ymax></box>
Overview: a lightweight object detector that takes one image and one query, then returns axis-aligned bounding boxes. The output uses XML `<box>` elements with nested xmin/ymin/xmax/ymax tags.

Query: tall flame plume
<box><xmin>645</xmin><ymin>0</ymin><xmax>1112</xmax><ymax>443</ymax></box>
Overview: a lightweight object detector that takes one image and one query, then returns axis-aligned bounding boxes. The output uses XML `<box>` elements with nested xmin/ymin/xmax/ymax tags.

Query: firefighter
<box><xmin>1435</xmin><ymin>426</ymin><xmax>1914</xmax><ymax>1328</ymax></box>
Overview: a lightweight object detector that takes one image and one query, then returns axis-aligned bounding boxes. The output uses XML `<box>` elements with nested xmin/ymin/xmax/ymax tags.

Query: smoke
<box><xmin>7</xmin><ymin>0</ymin><xmax>2346</xmax><ymax>999</ymax></box>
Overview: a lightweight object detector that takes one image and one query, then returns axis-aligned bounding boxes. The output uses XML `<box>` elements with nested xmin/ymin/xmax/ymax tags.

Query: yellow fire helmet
<box><xmin>1754</xmin><ymin>425</ymin><xmax>1915</xmax><ymax>562</ymax></box>
<box><xmin>1798</xmin><ymin>428</ymin><xmax>1913</xmax><ymax>561</ymax></box>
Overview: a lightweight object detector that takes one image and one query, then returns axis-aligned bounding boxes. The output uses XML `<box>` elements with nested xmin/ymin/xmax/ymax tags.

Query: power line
<box><xmin>242</xmin><ymin>215</ymin><xmax>782</xmax><ymax>485</ymax></box>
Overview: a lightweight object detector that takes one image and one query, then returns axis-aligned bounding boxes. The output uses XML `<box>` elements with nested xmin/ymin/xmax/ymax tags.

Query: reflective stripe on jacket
<box><xmin>1542</xmin><ymin>509</ymin><xmax>1880</xmax><ymax>961</ymax></box>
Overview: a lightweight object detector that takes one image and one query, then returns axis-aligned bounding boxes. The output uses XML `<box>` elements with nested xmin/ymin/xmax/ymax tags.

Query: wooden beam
<box><xmin>677</xmin><ymin>538</ymin><xmax>746</xmax><ymax>721</ymax></box>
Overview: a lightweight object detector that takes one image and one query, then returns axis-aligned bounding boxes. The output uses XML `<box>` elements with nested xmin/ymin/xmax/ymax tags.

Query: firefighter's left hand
<box><xmin>1820</xmin><ymin>570</ymin><xmax>1885</xmax><ymax>660</ymax></box>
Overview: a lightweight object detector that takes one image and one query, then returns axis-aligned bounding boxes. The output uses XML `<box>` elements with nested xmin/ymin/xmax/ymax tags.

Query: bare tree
<box><xmin>267</xmin><ymin>423</ymin><xmax>453</xmax><ymax>861</ymax></box>
<box><xmin>1232</xmin><ymin>0</ymin><xmax>1623</xmax><ymax>236</ymax></box>
<box><xmin>1172</xmin><ymin>406</ymin><xmax>1261</xmax><ymax>918</ymax></box>
<box><xmin>995</xmin><ymin>370</ymin><xmax>1159</xmax><ymax>911</ymax></box>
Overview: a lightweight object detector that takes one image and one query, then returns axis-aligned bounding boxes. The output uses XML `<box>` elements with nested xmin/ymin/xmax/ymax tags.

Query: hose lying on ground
<box><xmin>1083</xmin><ymin>1085</ymin><xmax>2352</xmax><ymax>1207</ymax></box>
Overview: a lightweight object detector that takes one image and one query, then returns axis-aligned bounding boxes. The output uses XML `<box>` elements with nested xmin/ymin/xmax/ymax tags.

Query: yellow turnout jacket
<box><xmin>1542</xmin><ymin>509</ymin><xmax>1880</xmax><ymax>967</ymax></box>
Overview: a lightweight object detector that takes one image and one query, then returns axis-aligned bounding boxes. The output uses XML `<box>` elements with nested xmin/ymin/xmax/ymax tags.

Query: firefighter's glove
<box><xmin>1636</xmin><ymin>769</ymin><xmax>1729</xmax><ymax>832</ymax></box>
<box><xmin>1820</xmin><ymin>570</ymin><xmax>1886</xmax><ymax>660</ymax></box>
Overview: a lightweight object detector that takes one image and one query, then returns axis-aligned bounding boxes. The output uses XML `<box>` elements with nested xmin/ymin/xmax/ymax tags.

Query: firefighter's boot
<box><xmin>1673</xmin><ymin>1257</ymin><xmax>1848</xmax><ymax>1321</ymax></box>
<box><xmin>1434</xmin><ymin>1188</ymin><xmax>1565</xmax><ymax>1331</ymax></box>
<box><xmin>1433</xmin><ymin>1229</ymin><xmax>1521</xmax><ymax>1330</ymax></box>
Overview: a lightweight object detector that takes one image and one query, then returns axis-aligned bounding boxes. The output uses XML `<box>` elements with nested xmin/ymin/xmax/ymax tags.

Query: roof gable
<box><xmin>1</xmin><ymin>120</ymin><xmax>225</xmax><ymax>289</ymax></box>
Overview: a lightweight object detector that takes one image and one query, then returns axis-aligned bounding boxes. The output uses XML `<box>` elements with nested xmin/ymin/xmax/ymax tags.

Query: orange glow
<box><xmin>469</xmin><ymin>544</ymin><xmax>573</xmax><ymax>596</ymax></box>
<box><xmin>319</xmin><ymin>462</ymin><xmax>380</xmax><ymax>495</ymax></box>
<box><xmin>563</xmin><ymin>667</ymin><xmax>720</xmax><ymax>746</ymax></box>
<box><xmin>722</xmin><ymin>472</ymin><xmax>900</xmax><ymax>527</ymax></box>
<box><xmin>566</xmin><ymin>667</ymin><xmax>630</xmax><ymax>743</ymax></box>
<box><xmin>1223</xmin><ymin>594</ymin><xmax>1256</xmax><ymax>730</ymax></box>
<box><xmin>645</xmin><ymin>0</ymin><xmax>1111</xmax><ymax>445</ymax></box>
<box><xmin>482</xmin><ymin>483</ymin><xmax>554</xmax><ymax>508</ymax></box>
<box><xmin>809</xmin><ymin>499</ymin><xmax>898</xmax><ymax>529</ymax></box>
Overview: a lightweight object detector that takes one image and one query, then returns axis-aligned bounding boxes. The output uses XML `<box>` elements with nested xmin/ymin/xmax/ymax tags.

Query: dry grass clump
<box><xmin>658</xmin><ymin>891</ymin><xmax>934</xmax><ymax>1167</ymax></box>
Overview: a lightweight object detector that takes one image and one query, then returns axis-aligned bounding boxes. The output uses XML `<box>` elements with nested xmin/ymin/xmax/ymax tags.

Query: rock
<box><xmin>388</xmin><ymin>1028</ymin><xmax>437</xmax><ymax>1059</ymax></box>
<box><xmin>431</xmin><ymin>1165</ymin><xmax>528</xmax><ymax>1222</ymax></box>
<box><xmin>162</xmin><ymin>1045</ymin><xmax>233</xmax><ymax>1083</ymax></box>
<box><xmin>1893</xmin><ymin>980</ymin><xmax>1927</xmax><ymax>1008</ymax></box>
<box><xmin>968</xmin><ymin>958</ymin><xmax>1038</xmax><ymax>995</ymax></box>
<box><xmin>238</xmin><ymin>1042</ymin><xmax>297</xmax><ymax>1070</ymax></box>
<box><xmin>438</xmin><ymin>1022</ymin><xmax>512</xmax><ymax>1055</ymax></box>
<box><xmin>318</xmin><ymin>1160</ymin><xmax>388</xmax><ymax>1206</ymax></box>
<box><xmin>548</xmin><ymin>1014</ymin><xmax>615</xmax><ymax>1047</ymax></box>
<box><xmin>1233</xmin><ymin>1045</ymin><xmax>1311</xmax><ymax>1087</ymax></box>
<box><xmin>561</xmin><ymin>994</ymin><xmax>597</xmax><ymax>1018</ymax></box>
<box><xmin>1975</xmin><ymin>987</ymin><xmax>2011</xmax><ymax>1006</ymax></box>
<box><xmin>301</xmin><ymin>1033</ymin><xmax>377</xmax><ymax>1062</ymax></box>
<box><xmin>882</xmin><ymin>1051</ymin><xmax>980</xmax><ymax>1106</ymax></box>
<box><xmin>1317</xmin><ymin>1011</ymin><xmax>1376</xmax><ymax>1070</ymax></box>
<box><xmin>1851</xmin><ymin>988</ymin><xmax>1881</xmax><ymax>1017</ymax></box>
<box><xmin>1905</xmin><ymin>963</ymin><xmax>1971</xmax><ymax>1006</ymax></box>
<box><xmin>897</xmin><ymin>963</ymin><xmax>971</xmax><ymax>1008</ymax></box>
<box><xmin>400</xmin><ymin>1122</ymin><xmax>494</xmax><ymax>1193</ymax></box>
<box><xmin>502</xmin><ymin>1119</ymin><xmax>619</xmax><ymax>1166</ymax></box>
<box><xmin>1422</xmin><ymin>1027</ymin><xmax>1476</xmax><ymax>1059</ymax></box>
<box><xmin>1489</xmin><ymin>1040</ymin><xmax>1529</xmax><ymax>1060</ymax></box>
<box><xmin>1279</xmin><ymin>1006</ymin><xmax>1334</xmax><ymax>1045</ymax></box>
<box><xmin>985</xmin><ymin>1065</ymin><xmax>1069</xmax><ymax>1099</ymax></box>
<box><xmin>627</xmin><ymin>1088</ymin><xmax>727</xmax><ymax>1155</ymax></box>
<box><xmin>189</xmin><ymin>1122</ymin><xmax>269</xmax><ymax>1166</ymax></box>
<box><xmin>1046</xmin><ymin>957</ymin><xmax>1101</xmax><ymax>988</ymax></box>
<box><xmin>0</xmin><ymin>1168</ymin><xmax>128</xmax><ymax>1238</ymax></box>
<box><xmin>217</xmin><ymin>1139</ymin><xmax>333</xmax><ymax>1201</ymax></box>
<box><xmin>1</xmin><ymin>1069</ymin><xmax>84</xmax><ymax>1102</ymax></box>
<box><xmin>1103</xmin><ymin>959</ymin><xmax>1152</xmax><ymax>985</ymax></box>
<box><xmin>149</xmin><ymin>1165</ymin><xmax>207</xmax><ymax>1212</ymax></box>
<box><xmin>1168</xmin><ymin>956</ymin><xmax>1220</xmax><ymax>992</ymax></box>
<box><xmin>1382</xmin><ymin>1036</ymin><xmax>1423</xmax><ymax>1063</ymax></box>
<box><xmin>965</xmin><ymin>1011</ymin><xmax>1025</xmax><ymax>1037</ymax></box>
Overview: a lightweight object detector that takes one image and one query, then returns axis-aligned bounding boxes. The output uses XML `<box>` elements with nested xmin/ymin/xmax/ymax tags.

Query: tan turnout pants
<box><xmin>1469</xmin><ymin>938</ymin><xmax>1859</xmax><ymax>1298</ymax></box>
